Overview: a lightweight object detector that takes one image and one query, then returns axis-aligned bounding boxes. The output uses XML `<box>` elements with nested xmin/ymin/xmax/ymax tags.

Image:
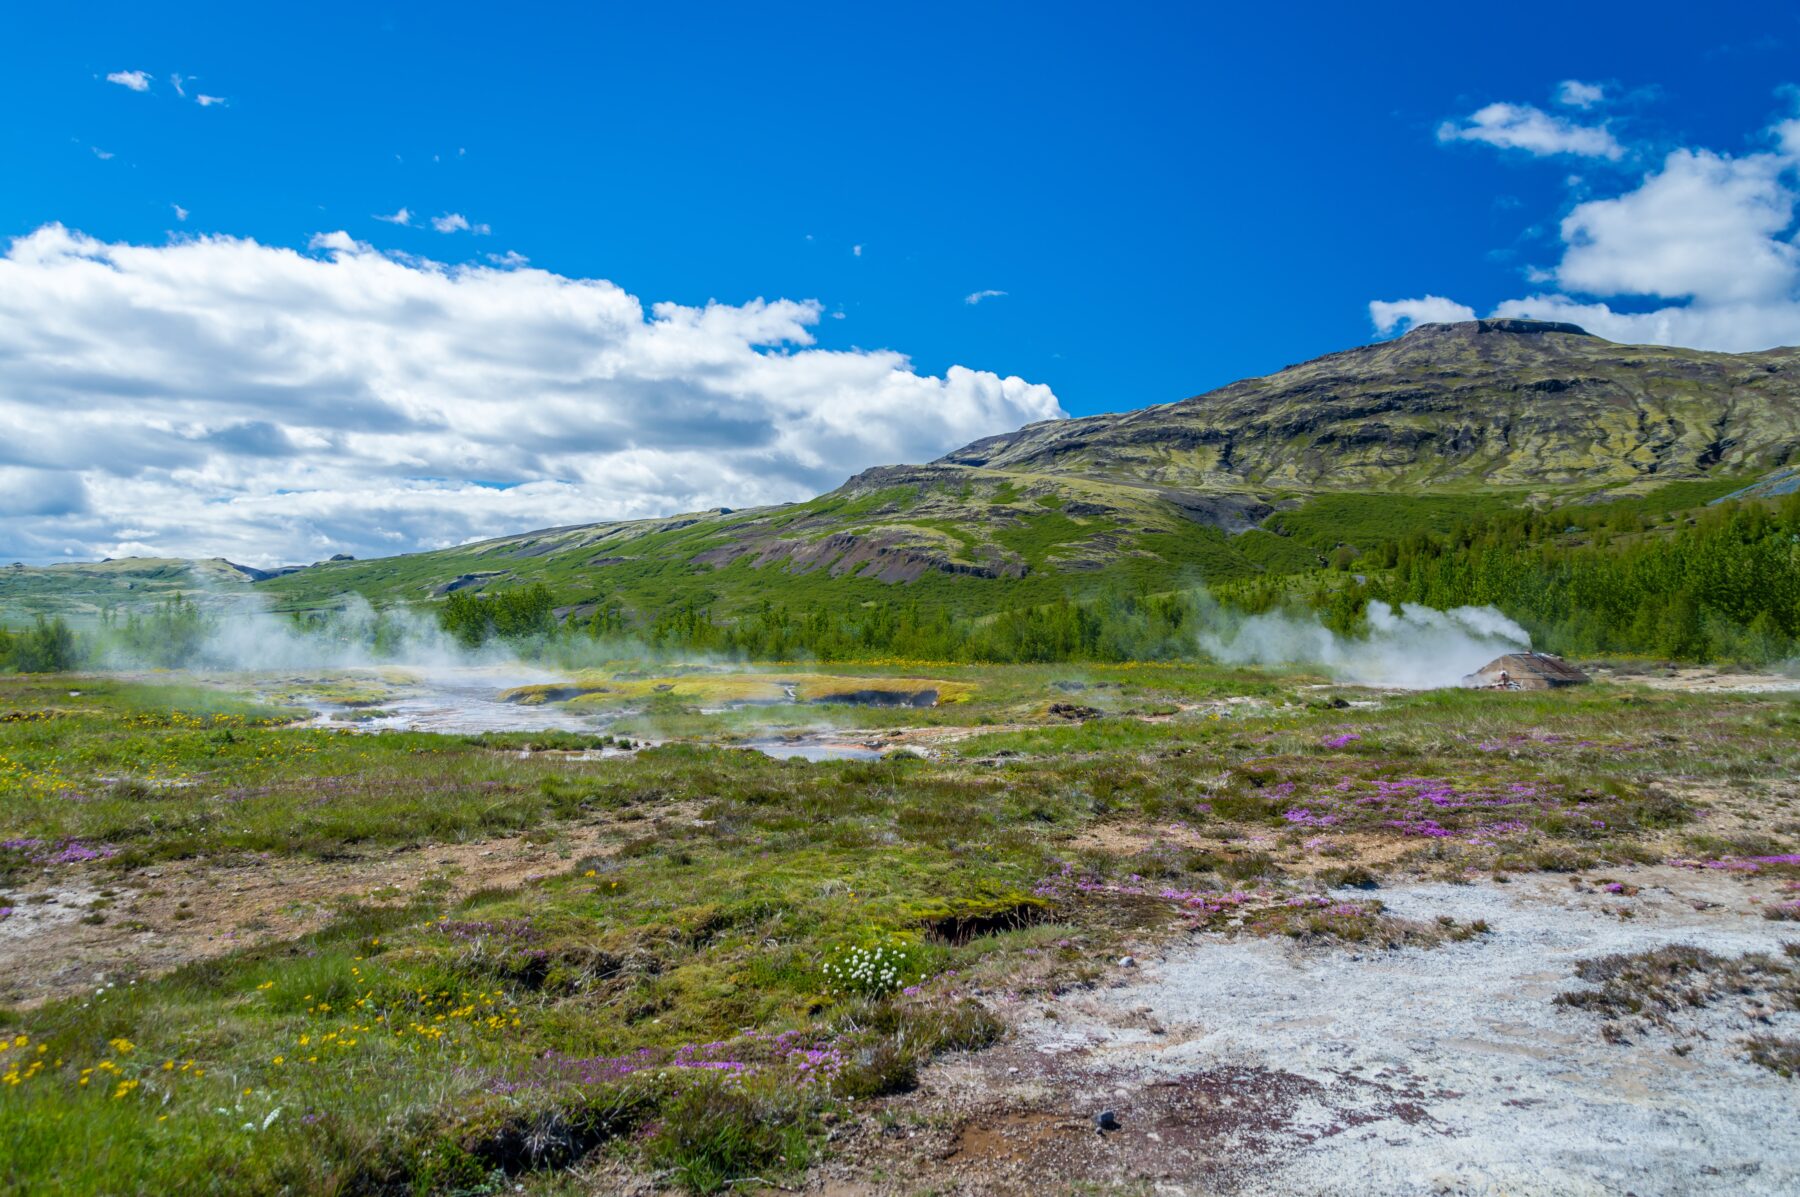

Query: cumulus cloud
<box><xmin>0</xmin><ymin>225</ymin><xmax>1064</xmax><ymax>565</ymax></box>
<box><xmin>1368</xmin><ymin>295</ymin><xmax>1476</xmax><ymax>335</ymax></box>
<box><xmin>1555</xmin><ymin>148</ymin><xmax>1797</xmax><ymax>303</ymax></box>
<box><xmin>195</xmin><ymin>94</ymin><xmax>226</xmax><ymax>107</ymax></box>
<box><xmin>172</xmin><ymin>204</ymin><xmax>188</xmax><ymax>222</ymax></box>
<box><xmin>106</xmin><ymin>69</ymin><xmax>150</xmax><ymax>92</ymax></box>
<box><xmin>1437</xmin><ymin>102</ymin><xmax>1623</xmax><ymax>160</ymax></box>
<box><xmin>964</xmin><ymin>289</ymin><xmax>1007</xmax><ymax>305</ymax></box>
<box><xmin>1555</xmin><ymin>79</ymin><xmax>1605</xmax><ymax>109</ymax></box>
<box><xmin>374</xmin><ymin>207</ymin><xmax>413</xmax><ymax>226</ymax></box>
<box><xmin>431</xmin><ymin>212</ymin><xmax>470</xmax><ymax>233</ymax></box>
<box><xmin>1375</xmin><ymin>93</ymin><xmax>1800</xmax><ymax>353</ymax></box>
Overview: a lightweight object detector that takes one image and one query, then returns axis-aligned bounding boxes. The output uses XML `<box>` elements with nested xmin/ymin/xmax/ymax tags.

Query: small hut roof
<box><xmin>1473</xmin><ymin>652</ymin><xmax>1589</xmax><ymax>683</ymax></box>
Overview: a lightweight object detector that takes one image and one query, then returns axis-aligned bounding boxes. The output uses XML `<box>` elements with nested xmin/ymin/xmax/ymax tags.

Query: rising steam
<box><xmin>1197</xmin><ymin>600</ymin><xmax>1531</xmax><ymax>688</ymax></box>
<box><xmin>96</xmin><ymin>592</ymin><xmax>512</xmax><ymax>673</ymax></box>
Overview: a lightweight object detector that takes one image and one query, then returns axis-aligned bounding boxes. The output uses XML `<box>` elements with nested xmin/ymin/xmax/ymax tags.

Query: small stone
<box><xmin>1095</xmin><ymin>1109</ymin><xmax>1120</xmax><ymax>1132</ymax></box>
<box><xmin>1118</xmin><ymin>955</ymin><xmax>1136</xmax><ymax>968</ymax></box>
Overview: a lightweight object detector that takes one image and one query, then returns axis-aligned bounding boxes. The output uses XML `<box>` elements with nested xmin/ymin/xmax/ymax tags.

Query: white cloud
<box><xmin>852</xmin><ymin>244</ymin><xmax>863</xmax><ymax>257</ymax></box>
<box><xmin>1367</xmin><ymin>296</ymin><xmax>1476</xmax><ymax>335</ymax></box>
<box><xmin>91</xmin><ymin>147</ymin><xmax>115</xmax><ymax>161</ymax></box>
<box><xmin>964</xmin><ymin>289</ymin><xmax>1008</xmax><ymax>305</ymax></box>
<box><xmin>374</xmin><ymin>207</ymin><xmax>413</xmax><ymax>226</ymax></box>
<box><xmin>1773</xmin><ymin>109</ymin><xmax>1800</xmax><ymax>159</ymax></box>
<box><xmin>172</xmin><ymin>205</ymin><xmax>189</xmax><ymax>222</ymax></box>
<box><xmin>106</xmin><ymin>70</ymin><xmax>150</xmax><ymax>92</ymax></box>
<box><xmin>195</xmin><ymin>94</ymin><xmax>227</xmax><ymax>107</ymax></box>
<box><xmin>431</xmin><ymin>212</ymin><xmax>470</xmax><ymax>233</ymax></box>
<box><xmin>486</xmin><ymin>250</ymin><xmax>528</xmax><ymax>268</ymax></box>
<box><xmin>1555</xmin><ymin>79</ymin><xmax>1605</xmax><ymax>109</ymax></box>
<box><xmin>170</xmin><ymin>73</ymin><xmax>190</xmax><ymax>97</ymax></box>
<box><xmin>0</xmin><ymin>225</ymin><xmax>1064</xmax><ymax>565</ymax></box>
<box><xmin>1373</xmin><ymin>96</ymin><xmax>1800</xmax><ymax>353</ymax></box>
<box><xmin>1437</xmin><ymin>102</ymin><xmax>1623</xmax><ymax>160</ymax></box>
<box><xmin>1555</xmin><ymin>149</ymin><xmax>1797</xmax><ymax>303</ymax></box>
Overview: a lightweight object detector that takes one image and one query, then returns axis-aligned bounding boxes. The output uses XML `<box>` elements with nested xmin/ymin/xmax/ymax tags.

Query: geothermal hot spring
<box><xmin>280</xmin><ymin>665</ymin><xmax>894</xmax><ymax>761</ymax></box>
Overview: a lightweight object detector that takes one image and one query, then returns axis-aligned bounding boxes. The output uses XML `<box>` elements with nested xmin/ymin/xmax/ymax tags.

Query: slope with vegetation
<box><xmin>5</xmin><ymin>320</ymin><xmax>1798</xmax><ymax>666</ymax></box>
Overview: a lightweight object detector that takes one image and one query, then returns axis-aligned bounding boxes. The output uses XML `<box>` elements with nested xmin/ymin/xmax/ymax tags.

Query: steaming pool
<box><xmin>276</xmin><ymin>667</ymin><xmax>900</xmax><ymax>762</ymax></box>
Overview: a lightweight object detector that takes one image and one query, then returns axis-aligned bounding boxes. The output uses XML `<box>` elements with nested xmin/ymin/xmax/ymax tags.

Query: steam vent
<box><xmin>1462</xmin><ymin>652</ymin><xmax>1592</xmax><ymax>690</ymax></box>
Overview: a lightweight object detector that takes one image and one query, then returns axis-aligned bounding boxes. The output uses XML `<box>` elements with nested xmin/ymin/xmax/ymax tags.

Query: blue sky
<box><xmin>2</xmin><ymin>2</ymin><xmax>1799</xmax><ymax>563</ymax></box>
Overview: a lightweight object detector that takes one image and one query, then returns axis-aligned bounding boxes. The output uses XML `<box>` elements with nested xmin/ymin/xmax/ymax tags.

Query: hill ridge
<box><xmin>5</xmin><ymin>322</ymin><xmax>1797</xmax><ymax>621</ymax></box>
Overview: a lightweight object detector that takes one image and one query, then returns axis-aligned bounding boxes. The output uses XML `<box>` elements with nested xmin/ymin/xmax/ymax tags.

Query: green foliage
<box><xmin>2</xmin><ymin>616</ymin><xmax>80</xmax><ymax>673</ymax></box>
<box><xmin>437</xmin><ymin>583</ymin><xmax>557</xmax><ymax>648</ymax></box>
<box><xmin>634</xmin><ymin>588</ymin><xmax>1209</xmax><ymax>663</ymax></box>
<box><xmin>3</xmin><ymin>667</ymin><xmax>1799</xmax><ymax>1194</ymax></box>
<box><xmin>111</xmin><ymin>597</ymin><xmax>211</xmax><ymax>667</ymax></box>
<box><xmin>1375</xmin><ymin>493</ymin><xmax>1800</xmax><ymax>663</ymax></box>
<box><xmin>640</xmin><ymin>1082</ymin><xmax>814</xmax><ymax>1193</ymax></box>
<box><xmin>1266</xmin><ymin>493</ymin><xmax>1514</xmax><ymax>552</ymax></box>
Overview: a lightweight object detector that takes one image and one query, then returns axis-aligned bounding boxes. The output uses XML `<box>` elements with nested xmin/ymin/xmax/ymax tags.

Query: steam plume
<box><xmin>1198</xmin><ymin>600</ymin><xmax>1531</xmax><ymax>688</ymax></box>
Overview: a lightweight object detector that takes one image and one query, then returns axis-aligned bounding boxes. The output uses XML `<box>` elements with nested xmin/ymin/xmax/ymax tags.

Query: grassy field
<box><xmin>1</xmin><ymin>665</ymin><xmax>1797</xmax><ymax>1194</ymax></box>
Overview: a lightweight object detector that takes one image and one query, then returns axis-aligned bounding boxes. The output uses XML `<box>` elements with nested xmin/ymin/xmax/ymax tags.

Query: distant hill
<box><xmin>8</xmin><ymin>320</ymin><xmax>1798</xmax><ymax>623</ymax></box>
<box><xmin>936</xmin><ymin>319</ymin><xmax>1800</xmax><ymax>491</ymax></box>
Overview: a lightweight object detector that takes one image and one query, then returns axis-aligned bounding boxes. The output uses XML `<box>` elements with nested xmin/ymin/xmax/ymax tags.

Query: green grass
<box><xmin>1262</xmin><ymin>492</ymin><xmax>1519</xmax><ymax>550</ymax></box>
<box><xmin>1</xmin><ymin>668</ymin><xmax>1796</xmax><ymax>1193</ymax></box>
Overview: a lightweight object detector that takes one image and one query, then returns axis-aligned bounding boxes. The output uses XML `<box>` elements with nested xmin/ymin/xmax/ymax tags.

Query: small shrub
<box><xmin>1744</xmin><ymin>1034</ymin><xmax>1800</xmax><ymax>1078</ymax></box>
<box><xmin>639</xmin><ymin>1082</ymin><xmax>812</xmax><ymax>1194</ymax></box>
<box><xmin>1319</xmin><ymin>864</ymin><xmax>1380</xmax><ymax>889</ymax></box>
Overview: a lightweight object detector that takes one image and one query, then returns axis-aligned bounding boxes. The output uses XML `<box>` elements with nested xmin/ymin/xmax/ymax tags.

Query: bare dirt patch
<box><xmin>0</xmin><ymin>807</ymin><xmax>691</xmax><ymax>1008</ymax></box>
<box><xmin>1592</xmin><ymin>665</ymin><xmax>1800</xmax><ymax>694</ymax></box>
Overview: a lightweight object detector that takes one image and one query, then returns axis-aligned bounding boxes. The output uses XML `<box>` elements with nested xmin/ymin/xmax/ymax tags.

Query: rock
<box><xmin>1094</xmin><ymin>1110</ymin><xmax>1120</xmax><ymax>1132</ymax></box>
<box><xmin>1118</xmin><ymin>955</ymin><xmax>1136</xmax><ymax>968</ymax></box>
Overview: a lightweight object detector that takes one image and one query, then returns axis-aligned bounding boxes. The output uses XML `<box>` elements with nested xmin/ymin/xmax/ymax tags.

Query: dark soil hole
<box><xmin>924</xmin><ymin>901</ymin><xmax>1051</xmax><ymax>945</ymax></box>
<box><xmin>814</xmin><ymin>689</ymin><xmax>939</xmax><ymax>708</ymax></box>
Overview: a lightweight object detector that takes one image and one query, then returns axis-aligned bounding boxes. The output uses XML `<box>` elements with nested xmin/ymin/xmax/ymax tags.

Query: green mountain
<box><xmin>7</xmin><ymin>319</ymin><xmax>1799</xmax><ymax>624</ymax></box>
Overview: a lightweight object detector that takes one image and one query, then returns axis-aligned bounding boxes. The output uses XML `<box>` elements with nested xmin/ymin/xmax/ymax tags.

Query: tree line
<box><xmin>1366</xmin><ymin>494</ymin><xmax>1800</xmax><ymax>663</ymax></box>
<box><xmin>5</xmin><ymin>492</ymin><xmax>1797</xmax><ymax>671</ymax></box>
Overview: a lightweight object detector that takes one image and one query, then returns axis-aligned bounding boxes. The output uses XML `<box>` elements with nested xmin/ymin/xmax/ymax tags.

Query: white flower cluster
<box><xmin>822</xmin><ymin>943</ymin><xmax>911</xmax><ymax>998</ymax></box>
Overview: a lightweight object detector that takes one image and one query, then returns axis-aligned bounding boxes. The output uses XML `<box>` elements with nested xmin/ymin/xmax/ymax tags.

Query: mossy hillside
<box><xmin>252</xmin><ymin>474</ymin><xmax>1272</xmax><ymax>622</ymax></box>
<box><xmin>944</xmin><ymin>321</ymin><xmax>1800</xmax><ymax>493</ymax></box>
<box><xmin>9</xmin><ymin>321</ymin><xmax>1798</xmax><ymax>633</ymax></box>
<box><xmin>233</xmin><ymin>327</ymin><xmax>1800</xmax><ymax>622</ymax></box>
